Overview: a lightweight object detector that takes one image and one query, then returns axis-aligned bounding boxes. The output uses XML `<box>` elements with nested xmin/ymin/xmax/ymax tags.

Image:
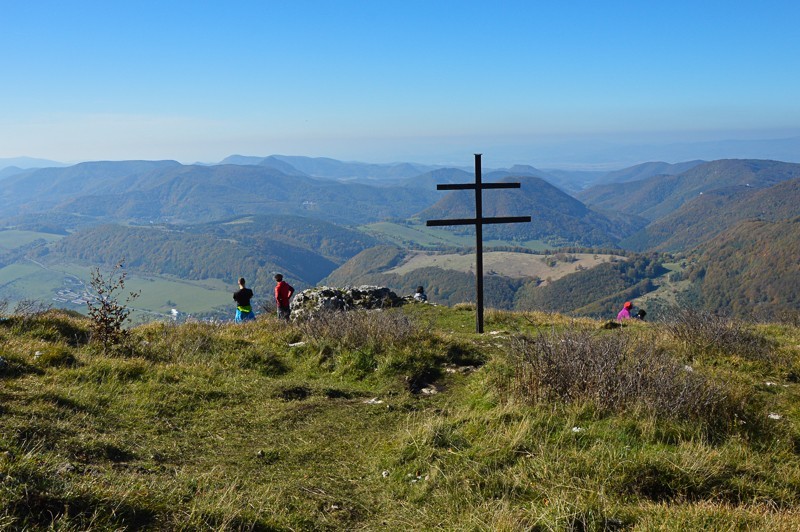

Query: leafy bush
<box><xmin>508</xmin><ymin>329</ymin><xmax>748</xmax><ymax>431</ymax></box>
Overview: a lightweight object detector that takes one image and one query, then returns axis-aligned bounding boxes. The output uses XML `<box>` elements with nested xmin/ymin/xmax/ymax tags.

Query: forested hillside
<box><xmin>417</xmin><ymin>176</ymin><xmax>640</xmax><ymax>247</ymax></box>
<box><xmin>685</xmin><ymin>217</ymin><xmax>800</xmax><ymax>319</ymax></box>
<box><xmin>48</xmin><ymin>224</ymin><xmax>339</xmax><ymax>289</ymax></box>
<box><xmin>513</xmin><ymin>255</ymin><xmax>665</xmax><ymax>317</ymax></box>
<box><xmin>622</xmin><ymin>178</ymin><xmax>800</xmax><ymax>251</ymax></box>
<box><xmin>578</xmin><ymin>159</ymin><xmax>800</xmax><ymax>221</ymax></box>
<box><xmin>186</xmin><ymin>214</ymin><xmax>379</xmax><ymax>265</ymax></box>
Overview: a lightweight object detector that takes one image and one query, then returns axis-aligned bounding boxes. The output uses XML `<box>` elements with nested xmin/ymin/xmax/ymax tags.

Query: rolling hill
<box><xmin>621</xmin><ymin>177</ymin><xmax>800</xmax><ymax>252</ymax></box>
<box><xmin>219</xmin><ymin>154</ymin><xmax>436</xmax><ymax>180</ymax></box>
<box><xmin>687</xmin><ymin>217</ymin><xmax>800</xmax><ymax>319</ymax></box>
<box><xmin>577</xmin><ymin>159</ymin><xmax>800</xmax><ymax>221</ymax></box>
<box><xmin>594</xmin><ymin>160</ymin><xmax>704</xmax><ymax>185</ymax></box>
<box><xmin>46</xmin><ymin>214</ymin><xmax>379</xmax><ymax>290</ymax></box>
<box><xmin>417</xmin><ymin>175</ymin><xmax>642</xmax><ymax>246</ymax></box>
<box><xmin>0</xmin><ymin>161</ymin><xmax>441</xmax><ymax>225</ymax></box>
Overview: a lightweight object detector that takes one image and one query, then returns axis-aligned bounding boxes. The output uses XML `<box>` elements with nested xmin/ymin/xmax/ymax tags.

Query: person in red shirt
<box><xmin>274</xmin><ymin>274</ymin><xmax>294</xmax><ymax>321</ymax></box>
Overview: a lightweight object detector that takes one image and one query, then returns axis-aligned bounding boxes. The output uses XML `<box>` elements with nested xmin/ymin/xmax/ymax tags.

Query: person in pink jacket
<box><xmin>616</xmin><ymin>301</ymin><xmax>633</xmax><ymax>321</ymax></box>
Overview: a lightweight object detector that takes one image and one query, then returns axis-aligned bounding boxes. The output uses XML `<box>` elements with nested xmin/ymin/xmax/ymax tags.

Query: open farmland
<box><xmin>360</xmin><ymin>222</ymin><xmax>551</xmax><ymax>250</ymax></box>
<box><xmin>387</xmin><ymin>251</ymin><xmax>626</xmax><ymax>281</ymax></box>
<box><xmin>0</xmin><ymin>229</ymin><xmax>64</xmax><ymax>250</ymax></box>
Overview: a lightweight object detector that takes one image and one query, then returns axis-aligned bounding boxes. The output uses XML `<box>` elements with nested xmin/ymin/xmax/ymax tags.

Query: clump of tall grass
<box><xmin>662</xmin><ymin>308</ymin><xmax>776</xmax><ymax>362</ymax></box>
<box><xmin>1</xmin><ymin>308</ymin><xmax>89</xmax><ymax>347</ymax></box>
<box><xmin>508</xmin><ymin>329</ymin><xmax>748</xmax><ymax>431</ymax></box>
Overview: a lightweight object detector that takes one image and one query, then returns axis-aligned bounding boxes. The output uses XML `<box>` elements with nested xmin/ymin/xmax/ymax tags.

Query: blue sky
<box><xmin>2</xmin><ymin>0</ymin><xmax>799</xmax><ymax>168</ymax></box>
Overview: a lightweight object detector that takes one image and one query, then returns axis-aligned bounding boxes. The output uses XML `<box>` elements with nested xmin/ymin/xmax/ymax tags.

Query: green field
<box><xmin>388</xmin><ymin>251</ymin><xmax>625</xmax><ymax>280</ymax></box>
<box><xmin>361</xmin><ymin>222</ymin><xmax>551</xmax><ymax>250</ymax></box>
<box><xmin>0</xmin><ymin>229</ymin><xmax>63</xmax><ymax>250</ymax></box>
<box><xmin>0</xmin><ymin>259</ymin><xmax>237</xmax><ymax>322</ymax></box>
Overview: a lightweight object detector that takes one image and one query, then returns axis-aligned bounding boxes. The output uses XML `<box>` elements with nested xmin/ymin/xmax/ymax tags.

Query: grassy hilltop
<box><xmin>2</xmin><ymin>303</ymin><xmax>800</xmax><ymax>530</ymax></box>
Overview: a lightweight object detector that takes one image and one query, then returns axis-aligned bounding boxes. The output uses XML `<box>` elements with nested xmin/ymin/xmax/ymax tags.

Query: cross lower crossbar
<box><xmin>436</xmin><ymin>183</ymin><xmax>521</xmax><ymax>191</ymax></box>
<box><xmin>427</xmin><ymin>216</ymin><xmax>531</xmax><ymax>227</ymax></box>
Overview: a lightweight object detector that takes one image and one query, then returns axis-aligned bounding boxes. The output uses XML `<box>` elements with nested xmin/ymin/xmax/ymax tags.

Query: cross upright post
<box><xmin>426</xmin><ymin>154</ymin><xmax>531</xmax><ymax>333</ymax></box>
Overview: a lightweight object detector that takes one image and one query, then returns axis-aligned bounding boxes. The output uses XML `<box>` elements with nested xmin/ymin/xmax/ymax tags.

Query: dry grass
<box><xmin>507</xmin><ymin>329</ymin><xmax>749</xmax><ymax>431</ymax></box>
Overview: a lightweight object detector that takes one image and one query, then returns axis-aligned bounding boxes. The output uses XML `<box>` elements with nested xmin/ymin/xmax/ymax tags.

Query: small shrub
<box><xmin>774</xmin><ymin>309</ymin><xmax>800</xmax><ymax>328</ymax></box>
<box><xmin>508</xmin><ymin>329</ymin><xmax>748</xmax><ymax>431</ymax></box>
<box><xmin>86</xmin><ymin>261</ymin><xmax>140</xmax><ymax>356</ymax></box>
<box><xmin>662</xmin><ymin>308</ymin><xmax>776</xmax><ymax>362</ymax></box>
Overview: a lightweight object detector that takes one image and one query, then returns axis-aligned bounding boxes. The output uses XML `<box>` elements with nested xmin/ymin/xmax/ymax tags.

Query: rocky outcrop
<box><xmin>290</xmin><ymin>286</ymin><xmax>404</xmax><ymax>320</ymax></box>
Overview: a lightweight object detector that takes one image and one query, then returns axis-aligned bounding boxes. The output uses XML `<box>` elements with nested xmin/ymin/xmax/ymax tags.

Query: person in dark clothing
<box><xmin>413</xmin><ymin>286</ymin><xmax>428</xmax><ymax>302</ymax></box>
<box><xmin>233</xmin><ymin>277</ymin><xmax>255</xmax><ymax>323</ymax></box>
<box><xmin>274</xmin><ymin>274</ymin><xmax>294</xmax><ymax>321</ymax></box>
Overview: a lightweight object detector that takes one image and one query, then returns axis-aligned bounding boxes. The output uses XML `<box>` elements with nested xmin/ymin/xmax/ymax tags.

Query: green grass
<box><xmin>1</xmin><ymin>306</ymin><xmax>800</xmax><ymax>529</ymax></box>
<box><xmin>0</xmin><ymin>230</ymin><xmax>64</xmax><ymax>250</ymax></box>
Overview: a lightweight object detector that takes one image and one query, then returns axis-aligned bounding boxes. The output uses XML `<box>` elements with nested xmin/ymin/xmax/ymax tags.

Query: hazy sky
<box><xmin>2</xmin><ymin>0</ymin><xmax>799</xmax><ymax>167</ymax></box>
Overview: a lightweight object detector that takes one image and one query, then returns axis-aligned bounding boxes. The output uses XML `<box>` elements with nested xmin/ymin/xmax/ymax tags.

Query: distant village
<box><xmin>51</xmin><ymin>276</ymin><xmax>91</xmax><ymax>306</ymax></box>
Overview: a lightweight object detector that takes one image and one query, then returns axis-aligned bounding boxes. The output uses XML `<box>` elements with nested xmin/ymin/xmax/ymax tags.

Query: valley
<box><xmin>0</xmin><ymin>250</ymin><xmax>235</xmax><ymax>322</ymax></box>
<box><xmin>0</xmin><ymin>155</ymin><xmax>798</xmax><ymax>322</ymax></box>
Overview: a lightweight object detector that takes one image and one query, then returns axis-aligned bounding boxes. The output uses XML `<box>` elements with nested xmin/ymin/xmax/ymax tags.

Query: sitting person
<box><xmin>413</xmin><ymin>286</ymin><xmax>427</xmax><ymax>302</ymax></box>
<box><xmin>616</xmin><ymin>301</ymin><xmax>633</xmax><ymax>321</ymax></box>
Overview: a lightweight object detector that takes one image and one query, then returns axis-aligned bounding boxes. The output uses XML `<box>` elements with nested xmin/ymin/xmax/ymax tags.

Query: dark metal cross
<box><xmin>426</xmin><ymin>154</ymin><xmax>531</xmax><ymax>333</ymax></box>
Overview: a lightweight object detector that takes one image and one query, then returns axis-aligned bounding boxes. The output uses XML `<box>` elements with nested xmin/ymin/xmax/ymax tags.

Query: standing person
<box><xmin>233</xmin><ymin>277</ymin><xmax>255</xmax><ymax>323</ymax></box>
<box><xmin>616</xmin><ymin>301</ymin><xmax>633</xmax><ymax>321</ymax></box>
<box><xmin>274</xmin><ymin>274</ymin><xmax>294</xmax><ymax>321</ymax></box>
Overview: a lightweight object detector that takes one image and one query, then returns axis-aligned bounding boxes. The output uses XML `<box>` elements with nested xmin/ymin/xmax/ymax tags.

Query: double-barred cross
<box><xmin>426</xmin><ymin>154</ymin><xmax>531</xmax><ymax>333</ymax></box>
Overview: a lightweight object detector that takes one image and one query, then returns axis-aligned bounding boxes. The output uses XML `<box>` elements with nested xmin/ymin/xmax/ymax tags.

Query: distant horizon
<box><xmin>3</xmin><ymin>130</ymin><xmax>800</xmax><ymax>173</ymax></box>
<box><xmin>2</xmin><ymin>2</ymin><xmax>799</xmax><ymax>171</ymax></box>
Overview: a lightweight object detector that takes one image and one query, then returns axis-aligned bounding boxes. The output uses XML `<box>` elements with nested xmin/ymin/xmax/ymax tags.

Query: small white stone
<box><xmin>768</xmin><ymin>413</ymin><xmax>782</xmax><ymax>420</ymax></box>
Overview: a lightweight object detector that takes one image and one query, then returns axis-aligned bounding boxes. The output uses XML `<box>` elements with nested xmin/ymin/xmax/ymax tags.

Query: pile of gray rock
<box><xmin>290</xmin><ymin>286</ymin><xmax>405</xmax><ymax>321</ymax></box>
